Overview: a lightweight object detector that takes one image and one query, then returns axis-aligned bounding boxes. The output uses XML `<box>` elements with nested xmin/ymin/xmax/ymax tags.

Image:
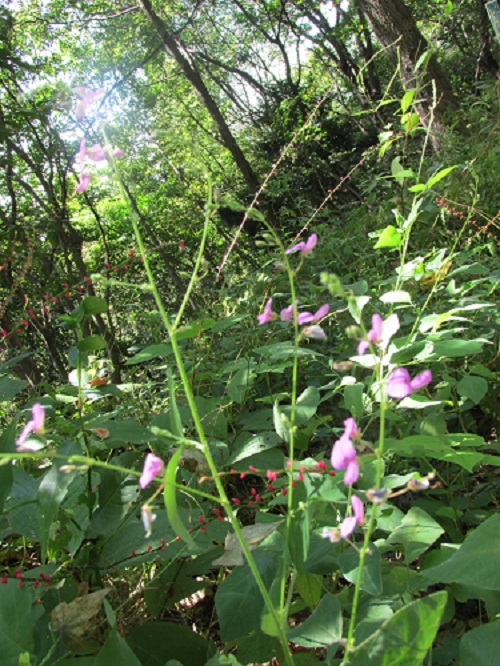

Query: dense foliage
<box><xmin>1</xmin><ymin>1</ymin><xmax>499</xmax><ymax>665</ymax></box>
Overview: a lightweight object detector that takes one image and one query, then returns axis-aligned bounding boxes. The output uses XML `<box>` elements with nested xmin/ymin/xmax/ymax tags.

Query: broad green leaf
<box><xmin>215</xmin><ymin>551</ymin><xmax>280</xmax><ymax>642</ymax></box>
<box><xmin>77</xmin><ymin>335</ymin><xmax>107</xmax><ymax>352</ymax></box>
<box><xmin>125</xmin><ymin>343</ymin><xmax>173</xmax><ymax>365</ymax></box>
<box><xmin>0</xmin><ymin>418</ymin><xmax>16</xmax><ymax>513</ymax></box>
<box><xmin>430</xmin><ymin>339</ymin><xmax>484</xmax><ymax>358</ymax></box>
<box><xmin>163</xmin><ymin>447</ymin><xmax>198</xmax><ymax>551</ymax></box>
<box><xmin>126</xmin><ymin>622</ymin><xmax>216</xmax><ymax>666</ymax></box>
<box><xmin>457</xmin><ymin>375</ymin><xmax>488</xmax><ymax>404</ymax></box>
<box><xmin>287</xmin><ymin>594</ymin><xmax>342</xmax><ymax>647</ymax></box>
<box><xmin>175</xmin><ymin>318</ymin><xmax>216</xmax><ymax>340</ymax></box>
<box><xmin>0</xmin><ymin>376</ymin><xmax>28</xmax><ymax>402</ymax></box>
<box><xmin>374</xmin><ymin>225</ymin><xmax>402</xmax><ymax>249</ymax></box>
<box><xmin>274</xmin><ymin>399</ymin><xmax>291</xmax><ymax>443</ymax></box>
<box><xmin>82</xmin><ymin>296</ymin><xmax>108</xmax><ymax>316</ymax></box>
<box><xmin>295</xmin><ymin>573</ymin><xmax>322</xmax><ymax>609</ymax></box>
<box><xmin>343</xmin><ymin>383</ymin><xmax>364</xmax><ymax>420</ymax></box>
<box><xmin>227</xmin><ymin>432</ymin><xmax>281</xmax><ymax>465</ymax></box>
<box><xmin>205</xmin><ymin>654</ymin><xmax>244</xmax><ymax>666</ymax></box>
<box><xmin>281</xmin><ymin>386</ymin><xmax>321</xmax><ymax>425</ymax></box>
<box><xmin>339</xmin><ymin>544</ymin><xmax>382</xmax><ymax>595</ymax></box>
<box><xmin>459</xmin><ymin>620</ymin><xmax>500</xmax><ymax>666</ymax></box>
<box><xmin>0</xmin><ymin>579</ymin><xmax>35</xmax><ymax>663</ymax></box>
<box><xmin>86</xmin><ymin>419</ymin><xmax>152</xmax><ymax>444</ymax></box>
<box><xmin>385</xmin><ymin>507</ymin><xmax>444</xmax><ymax>563</ymax></box>
<box><xmin>37</xmin><ymin>441</ymin><xmax>79</xmax><ymax>562</ymax></box>
<box><xmin>421</xmin><ymin>513</ymin><xmax>500</xmax><ymax>590</ymax></box>
<box><xmin>227</xmin><ymin>367</ymin><xmax>254</xmax><ymax>404</ymax></box>
<box><xmin>348</xmin><ymin>591</ymin><xmax>447</xmax><ymax>665</ymax></box>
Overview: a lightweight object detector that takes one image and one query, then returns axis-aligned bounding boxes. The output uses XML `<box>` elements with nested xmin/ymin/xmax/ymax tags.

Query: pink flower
<box><xmin>257</xmin><ymin>298</ymin><xmax>275</xmax><ymax>325</ymax></box>
<box><xmin>280</xmin><ymin>302</ymin><xmax>296</xmax><ymax>322</ymax></box>
<box><xmin>17</xmin><ymin>403</ymin><xmax>45</xmax><ymax>450</ymax></box>
<box><xmin>339</xmin><ymin>495</ymin><xmax>365</xmax><ymax>538</ymax></box>
<box><xmin>75</xmin><ymin>172</ymin><xmax>90</xmax><ymax>193</ymax></box>
<box><xmin>74</xmin><ymin>86</ymin><xmax>104</xmax><ymax>120</ymax></box>
<box><xmin>285</xmin><ymin>233</ymin><xmax>317</xmax><ymax>255</ymax></box>
<box><xmin>386</xmin><ymin>368</ymin><xmax>432</xmax><ymax>399</ymax></box>
<box><xmin>297</xmin><ymin>304</ymin><xmax>329</xmax><ymax>325</ymax></box>
<box><xmin>330</xmin><ymin>418</ymin><xmax>360</xmax><ymax>485</ymax></box>
<box><xmin>358</xmin><ymin>313</ymin><xmax>382</xmax><ymax>354</ymax></box>
<box><xmin>85</xmin><ymin>143</ymin><xmax>107</xmax><ymax>161</ymax></box>
<box><xmin>139</xmin><ymin>453</ymin><xmax>163</xmax><ymax>489</ymax></box>
<box><xmin>303</xmin><ymin>325</ymin><xmax>326</xmax><ymax>340</ymax></box>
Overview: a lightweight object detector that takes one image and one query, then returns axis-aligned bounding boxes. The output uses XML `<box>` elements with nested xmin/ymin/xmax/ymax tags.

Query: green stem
<box><xmin>109</xmin><ymin>155</ymin><xmax>293</xmax><ymax>664</ymax></box>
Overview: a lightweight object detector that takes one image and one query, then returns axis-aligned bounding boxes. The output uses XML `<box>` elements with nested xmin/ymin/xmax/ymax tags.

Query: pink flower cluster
<box><xmin>139</xmin><ymin>453</ymin><xmax>163</xmax><ymax>489</ymax></box>
<box><xmin>258</xmin><ymin>297</ymin><xmax>329</xmax><ymax>340</ymax></box>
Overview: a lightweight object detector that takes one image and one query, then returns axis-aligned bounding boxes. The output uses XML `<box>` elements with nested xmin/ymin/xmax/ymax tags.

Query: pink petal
<box><xmin>343</xmin><ymin>417</ymin><xmax>358</xmax><ymax>440</ymax></box>
<box><xmin>31</xmin><ymin>403</ymin><xmax>45</xmax><ymax>433</ymax></box>
<box><xmin>139</xmin><ymin>453</ymin><xmax>163</xmax><ymax>489</ymax></box>
<box><xmin>330</xmin><ymin>435</ymin><xmax>356</xmax><ymax>470</ymax></box>
<box><xmin>76</xmin><ymin>172</ymin><xmax>90</xmax><ymax>193</ymax></box>
<box><xmin>367</xmin><ymin>313</ymin><xmax>383</xmax><ymax>342</ymax></box>
<box><xmin>387</xmin><ymin>367</ymin><xmax>412</xmax><ymax>399</ymax></box>
<box><xmin>285</xmin><ymin>240</ymin><xmax>305</xmax><ymax>255</ymax></box>
<box><xmin>303</xmin><ymin>234</ymin><xmax>317</xmax><ymax>254</ymax></box>
<box><xmin>344</xmin><ymin>459</ymin><xmax>359</xmax><ymax>485</ymax></box>
<box><xmin>257</xmin><ymin>298</ymin><xmax>274</xmax><ymax>325</ymax></box>
<box><xmin>357</xmin><ymin>339</ymin><xmax>369</xmax><ymax>355</ymax></box>
<box><xmin>280</xmin><ymin>303</ymin><xmax>295</xmax><ymax>321</ymax></box>
<box><xmin>312</xmin><ymin>304</ymin><xmax>329</xmax><ymax>321</ymax></box>
<box><xmin>297</xmin><ymin>311</ymin><xmax>314</xmax><ymax>325</ymax></box>
<box><xmin>351</xmin><ymin>494</ymin><xmax>364</xmax><ymax>524</ymax></box>
<box><xmin>410</xmin><ymin>369</ymin><xmax>432</xmax><ymax>391</ymax></box>
<box><xmin>340</xmin><ymin>516</ymin><xmax>357</xmax><ymax>538</ymax></box>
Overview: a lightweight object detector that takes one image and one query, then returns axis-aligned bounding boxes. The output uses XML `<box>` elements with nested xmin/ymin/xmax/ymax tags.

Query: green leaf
<box><xmin>295</xmin><ymin>573</ymin><xmax>323</xmax><ymax>609</ymax></box>
<box><xmin>385</xmin><ymin>507</ymin><xmax>444</xmax><ymax>563</ymax></box>
<box><xmin>205</xmin><ymin>654</ymin><xmax>244</xmax><ymax>666</ymax></box>
<box><xmin>348</xmin><ymin>591</ymin><xmax>447</xmax><ymax>665</ymax></box>
<box><xmin>400</xmin><ymin>89</ymin><xmax>416</xmax><ymax>114</ymax></box>
<box><xmin>0</xmin><ymin>418</ymin><xmax>16</xmax><ymax>513</ymax></box>
<box><xmin>421</xmin><ymin>513</ymin><xmax>500</xmax><ymax>590</ymax></box>
<box><xmin>343</xmin><ymin>383</ymin><xmax>364</xmax><ymax>420</ymax></box>
<box><xmin>82</xmin><ymin>296</ymin><xmax>109</xmax><ymax>316</ymax></box>
<box><xmin>426</xmin><ymin>165</ymin><xmax>457</xmax><ymax>190</ymax></box>
<box><xmin>457</xmin><ymin>375</ymin><xmax>488</xmax><ymax>404</ymax></box>
<box><xmin>339</xmin><ymin>544</ymin><xmax>382</xmax><ymax>595</ymax></box>
<box><xmin>97</xmin><ymin>629</ymin><xmax>142</xmax><ymax>665</ymax></box>
<box><xmin>459</xmin><ymin>620</ymin><xmax>500</xmax><ymax>666</ymax></box>
<box><xmin>163</xmin><ymin>447</ymin><xmax>198</xmax><ymax>551</ymax></box>
<box><xmin>77</xmin><ymin>335</ymin><xmax>107</xmax><ymax>352</ymax></box>
<box><xmin>126</xmin><ymin>622</ymin><xmax>216</xmax><ymax>666</ymax></box>
<box><xmin>430</xmin><ymin>339</ymin><xmax>484</xmax><ymax>358</ymax></box>
<box><xmin>215</xmin><ymin>551</ymin><xmax>279</xmax><ymax>642</ymax></box>
<box><xmin>37</xmin><ymin>441</ymin><xmax>79</xmax><ymax>562</ymax></box>
<box><xmin>287</xmin><ymin>594</ymin><xmax>342</xmax><ymax>648</ymax></box>
<box><xmin>0</xmin><ymin>376</ymin><xmax>28</xmax><ymax>402</ymax></box>
<box><xmin>227</xmin><ymin>367</ymin><xmax>254</xmax><ymax>404</ymax></box>
<box><xmin>374</xmin><ymin>225</ymin><xmax>402</xmax><ymax>249</ymax></box>
<box><xmin>87</xmin><ymin>419</ymin><xmax>152</xmax><ymax>444</ymax></box>
<box><xmin>0</xmin><ymin>580</ymin><xmax>35</xmax><ymax>664</ymax></box>
<box><xmin>125</xmin><ymin>343</ymin><xmax>173</xmax><ymax>365</ymax></box>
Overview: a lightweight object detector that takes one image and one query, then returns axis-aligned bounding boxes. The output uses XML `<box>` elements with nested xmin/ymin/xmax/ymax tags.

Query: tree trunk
<box><xmin>357</xmin><ymin>0</ymin><xmax>458</xmax><ymax>149</ymax></box>
<box><xmin>139</xmin><ymin>0</ymin><xmax>260</xmax><ymax>194</ymax></box>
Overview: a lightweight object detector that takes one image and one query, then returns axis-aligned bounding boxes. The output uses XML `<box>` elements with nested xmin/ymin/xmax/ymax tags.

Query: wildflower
<box><xmin>280</xmin><ymin>301</ymin><xmax>297</xmax><ymax>322</ymax></box>
<box><xmin>16</xmin><ymin>403</ymin><xmax>45</xmax><ymax>451</ymax></box>
<box><xmin>266</xmin><ymin>470</ymin><xmax>278</xmax><ymax>481</ymax></box>
<box><xmin>366</xmin><ymin>487</ymin><xmax>390</xmax><ymax>504</ymax></box>
<box><xmin>330</xmin><ymin>418</ymin><xmax>359</xmax><ymax>485</ymax></box>
<box><xmin>75</xmin><ymin>172</ymin><xmax>90</xmax><ymax>193</ymax></box>
<box><xmin>285</xmin><ymin>233</ymin><xmax>317</xmax><ymax>256</ymax></box>
<box><xmin>358</xmin><ymin>313</ymin><xmax>399</xmax><ymax>355</ymax></box>
<box><xmin>297</xmin><ymin>304</ymin><xmax>329</xmax><ymax>325</ymax></box>
<box><xmin>322</xmin><ymin>527</ymin><xmax>341</xmax><ymax>543</ymax></box>
<box><xmin>386</xmin><ymin>368</ymin><xmax>432</xmax><ymax>399</ymax></box>
<box><xmin>303</xmin><ymin>325</ymin><xmax>327</xmax><ymax>340</ymax></box>
<box><xmin>74</xmin><ymin>86</ymin><xmax>104</xmax><ymax>120</ymax></box>
<box><xmin>139</xmin><ymin>453</ymin><xmax>163</xmax><ymax>489</ymax></box>
<box><xmin>257</xmin><ymin>298</ymin><xmax>275</xmax><ymax>325</ymax></box>
<box><xmin>141</xmin><ymin>505</ymin><xmax>156</xmax><ymax>537</ymax></box>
